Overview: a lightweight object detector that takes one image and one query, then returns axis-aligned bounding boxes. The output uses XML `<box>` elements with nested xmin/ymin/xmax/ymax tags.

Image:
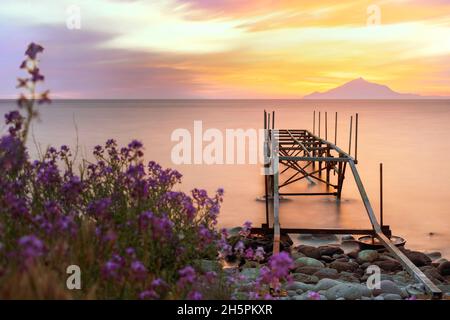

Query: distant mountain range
<box><xmin>303</xmin><ymin>77</ymin><xmax>447</xmax><ymax>99</ymax></box>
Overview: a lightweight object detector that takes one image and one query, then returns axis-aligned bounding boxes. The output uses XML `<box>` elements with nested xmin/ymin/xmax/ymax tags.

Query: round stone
<box><xmin>295</xmin><ymin>257</ymin><xmax>325</xmax><ymax>268</ymax></box>
<box><xmin>358</xmin><ymin>250</ymin><xmax>379</xmax><ymax>263</ymax></box>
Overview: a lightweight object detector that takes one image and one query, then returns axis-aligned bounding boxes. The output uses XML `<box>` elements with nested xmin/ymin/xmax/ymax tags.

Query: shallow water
<box><xmin>1</xmin><ymin>99</ymin><xmax>449</xmax><ymax>258</ymax></box>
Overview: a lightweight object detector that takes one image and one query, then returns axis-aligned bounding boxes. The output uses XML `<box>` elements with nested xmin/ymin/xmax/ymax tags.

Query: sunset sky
<box><xmin>1</xmin><ymin>0</ymin><xmax>449</xmax><ymax>98</ymax></box>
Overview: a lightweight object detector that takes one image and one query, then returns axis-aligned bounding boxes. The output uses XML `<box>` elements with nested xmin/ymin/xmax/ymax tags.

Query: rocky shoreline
<box><xmin>220</xmin><ymin>230</ymin><xmax>450</xmax><ymax>300</ymax></box>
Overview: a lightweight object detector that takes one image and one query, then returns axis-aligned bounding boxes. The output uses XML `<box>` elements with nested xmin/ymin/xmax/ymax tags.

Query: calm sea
<box><xmin>1</xmin><ymin>99</ymin><xmax>449</xmax><ymax>258</ymax></box>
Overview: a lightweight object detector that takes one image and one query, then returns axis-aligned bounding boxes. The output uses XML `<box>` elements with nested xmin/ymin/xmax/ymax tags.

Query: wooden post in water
<box><xmin>355</xmin><ymin>113</ymin><xmax>359</xmax><ymax>163</ymax></box>
<box><xmin>272</xmin><ymin>111</ymin><xmax>275</xmax><ymax>129</ymax></box>
<box><xmin>326</xmin><ymin>145</ymin><xmax>330</xmax><ymax>187</ymax></box>
<box><xmin>336</xmin><ymin>153</ymin><xmax>346</xmax><ymax>199</ymax></box>
<box><xmin>264</xmin><ymin>110</ymin><xmax>267</xmax><ymax>129</ymax></box>
<box><xmin>318</xmin><ymin>111</ymin><xmax>321</xmax><ymax>138</ymax></box>
<box><xmin>380</xmin><ymin>163</ymin><xmax>383</xmax><ymax>228</ymax></box>
<box><xmin>334</xmin><ymin>112</ymin><xmax>338</xmax><ymax>145</ymax></box>
<box><xmin>348</xmin><ymin>116</ymin><xmax>353</xmax><ymax>156</ymax></box>
<box><xmin>325</xmin><ymin>112</ymin><xmax>329</xmax><ymax>180</ymax></box>
<box><xmin>313</xmin><ymin>110</ymin><xmax>316</xmax><ymax>135</ymax></box>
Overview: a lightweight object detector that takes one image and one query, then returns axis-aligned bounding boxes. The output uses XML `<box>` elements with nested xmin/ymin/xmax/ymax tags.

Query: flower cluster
<box><xmin>16</xmin><ymin>42</ymin><xmax>51</xmax><ymax>141</ymax></box>
<box><xmin>240</xmin><ymin>251</ymin><xmax>294</xmax><ymax>299</ymax></box>
<box><xmin>0</xmin><ymin>42</ymin><xmax>294</xmax><ymax>301</ymax></box>
<box><xmin>0</xmin><ymin>43</ymin><xmax>224</xmax><ymax>300</ymax></box>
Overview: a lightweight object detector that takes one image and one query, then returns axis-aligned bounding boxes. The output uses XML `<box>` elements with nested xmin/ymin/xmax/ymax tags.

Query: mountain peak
<box><xmin>303</xmin><ymin>78</ymin><xmax>421</xmax><ymax>99</ymax></box>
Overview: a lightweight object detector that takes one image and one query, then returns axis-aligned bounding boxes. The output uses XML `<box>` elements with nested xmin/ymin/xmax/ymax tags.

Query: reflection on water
<box><xmin>1</xmin><ymin>99</ymin><xmax>449</xmax><ymax>257</ymax></box>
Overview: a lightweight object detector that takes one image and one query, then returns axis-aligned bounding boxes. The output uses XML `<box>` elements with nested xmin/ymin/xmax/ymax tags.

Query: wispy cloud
<box><xmin>1</xmin><ymin>0</ymin><xmax>449</xmax><ymax>98</ymax></box>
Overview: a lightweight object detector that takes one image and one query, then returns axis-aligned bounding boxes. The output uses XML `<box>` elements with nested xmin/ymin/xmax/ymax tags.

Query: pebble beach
<box><xmin>215</xmin><ymin>229</ymin><xmax>450</xmax><ymax>300</ymax></box>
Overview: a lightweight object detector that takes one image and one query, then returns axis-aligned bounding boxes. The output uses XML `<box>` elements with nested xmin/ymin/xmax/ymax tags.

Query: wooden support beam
<box><xmin>376</xmin><ymin>232</ymin><xmax>442</xmax><ymax>299</ymax></box>
<box><xmin>280</xmin><ymin>192</ymin><xmax>337</xmax><ymax>196</ymax></box>
<box><xmin>279</xmin><ymin>156</ymin><xmax>349</xmax><ymax>162</ymax></box>
<box><xmin>253</xmin><ymin>227</ymin><xmax>376</xmax><ymax>236</ymax></box>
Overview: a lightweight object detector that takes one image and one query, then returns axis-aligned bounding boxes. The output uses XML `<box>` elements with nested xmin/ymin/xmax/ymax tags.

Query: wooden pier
<box><xmin>259</xmin><ymin>110</ymin><xmax>442</xmax><ymax>299</ymax></box>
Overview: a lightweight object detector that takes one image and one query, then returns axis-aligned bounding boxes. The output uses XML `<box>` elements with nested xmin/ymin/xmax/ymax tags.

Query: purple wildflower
<box><xmin>177</xmin><ymin>266</ymin><xmax>196</xmax><ymax>288</ymax></box>
<box><xmin>151</xmin><ymin>278</ymin><xmax>167</xmax><ymax>288</ymax></box>
<box><xmin>234</xmin><ymin>240</ymin><xmax>245</xmax><ymax>255</ymax></box>
<box><xmin>268</xmin><ymin>252</ymin><xmax>293</xmax><ymax>278</ymax></box>
<box><xmin>254</xmin><ymin>246</ymin><xmax>265</xmax><ymax>262</ymax></box>
<box><xmin>130</xmin><ymin>260</ymin><xmax>147</xmax><ymax>280</ymax></box>
<box><xmin>239</xmin><ymin>221</ymin><xmax>252</xmax><ymax>236</ymax></box>
<box><xmin>128</xmin><ymin>140</ymin><xmax>143</xmax><ymax>149</ymax></box>
<box><xmin>25</xmin><ymin>42</ymin><xmax>44</xmax><ymax>59</ymax></box>
<box><xmin>205</xmin><ymin>271</ymin><xmax>217</xmax><ymax>283</ymax></box>
<box><xmin>125</xmin><ymin>247</ymin><xmax>136</xmax><ymax>258</ymax></box>
<box><xmin>244</xmin><ymin>247</ymin><xmax>254</xmax><ymax>260</ymax></box>
<box><xmin>18</xmin><ymin>235</ymin><xmax>45</xmax><ymax>262</ymax></box>
<box><xmin>102</xmin><ymin>260</ymin><xmax>121</xmax><ymax>279</ymax></box>
<box><xmin>199</xmin><ymin>225</ymin><xmax>213</xmax><ymax>244</ymax></box>
<box><xmin>62</xmin><ymin>176</ymin><xmax>83</xmax><ymax>203</ymax></box>
<box><xmin>87</xmin><ymin>198</ymin><xmax>112</xmax><ymax>220</ymax></box>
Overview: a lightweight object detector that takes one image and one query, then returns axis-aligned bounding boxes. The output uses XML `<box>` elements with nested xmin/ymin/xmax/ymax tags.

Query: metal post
<box><xmin>326</xmin><ymin>146</ymin><xmax>330</xmax><ymax>187</ymax></box>
<box><xmin>264</xmin><ymin>110</ymin><xmax>267</xmax><ymax>130</ymax></box>
<box><xmin>334</xmin><ymin>112</ymin><xmax>338</xmax><ymax>145</ymax></box>
<box><xmin>272</xmin><ymin>110</ymin><xmax>275</xmax><ymax>129</ymax></box>
<box><xmin>380</xmin><ymin>163</ymin><xmax>383</xmax><ymax>228</ymax></box>
<box><xmin>325</xmin><ymin>111</ymin><xmax>328</xmax><ymax>140</ymax></box>
<box><xmin>355</xmin><ymin>113</ymin><xmax>359</xmax><ymax>163</ymax></box>
<box><xmin>318</xmin><ymin>111</ymin><xmax>321</xmax><ymax>138</ymax></box>
<box><xmin>313</xmin><ymin>110</ymin><xmax>316</xmax><ymax>135</ymax></box>
<box><xmin>348</xmin><ymin>116</ymin><xmax>353</xmax><ymax>156</ymax></box>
